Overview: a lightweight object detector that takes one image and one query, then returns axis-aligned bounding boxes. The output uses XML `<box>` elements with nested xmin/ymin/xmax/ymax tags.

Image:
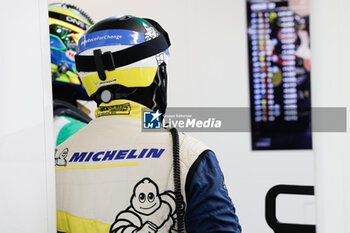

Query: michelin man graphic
<box><xmin>110</xmin><ymin>178</ymin><xmax>184</xmax><ymax>233</ymax></box>
<box><xmin>55</xmin><ymin>148</ymin><xmax>68</xmax><ymax>167</ymax></box>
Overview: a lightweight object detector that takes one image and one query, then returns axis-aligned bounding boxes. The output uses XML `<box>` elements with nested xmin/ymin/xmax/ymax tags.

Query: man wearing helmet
<box><xmin>55</xmin><ymin>15</ymin><xmax>241</xmax><ymax>233</ymax></box>
<box><xmin>49</xmin><ymin>3</ymin><xmax>94</xmax><ymax>146</ymax></box>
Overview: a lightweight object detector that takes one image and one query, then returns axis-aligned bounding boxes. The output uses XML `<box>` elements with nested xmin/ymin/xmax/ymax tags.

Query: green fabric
<box><xmin>56</xmin><ymin>115</ymin><xmax>87</xmax><ymax>146</ymax></box>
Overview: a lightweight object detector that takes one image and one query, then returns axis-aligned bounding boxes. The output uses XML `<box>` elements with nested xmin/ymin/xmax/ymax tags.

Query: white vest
<box><xmin>55</xmin><ymin>100</ymin><xmax>208</xmax><ymax>233</ymax></box>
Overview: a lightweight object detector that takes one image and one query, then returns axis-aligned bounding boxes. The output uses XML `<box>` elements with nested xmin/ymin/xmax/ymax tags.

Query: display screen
<box><xmin>246</xmin><ymin>0</ymin><xmax>312</xmax><ymax>150</ymax></box>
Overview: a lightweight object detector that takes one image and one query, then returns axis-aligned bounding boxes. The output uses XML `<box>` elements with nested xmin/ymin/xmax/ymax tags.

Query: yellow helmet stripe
<box><xmin>81</xmin><ymin>67</ymin><xmax>157</xmax><ymax>96</ymax></box>
<box><xmin>49</xmin><ymin>18</ymin><xmax>85</xmax><ymax>34</ymax></box>
<box><xmin>49</xmin><ymin>8</ymin><xmax>91</xmax><ymax>26</ymax></box>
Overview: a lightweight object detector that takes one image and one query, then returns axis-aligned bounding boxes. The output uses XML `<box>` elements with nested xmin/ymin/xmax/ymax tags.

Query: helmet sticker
<box><xmin>143</xmin><ymin>22</ymin><xmax>159</xmax><ymax>41</ymax></box>
<box><xmin>142</xmin><ymin>23</ymin><xmax>165</xmax><ymax>65</ymax></box>
<box><xmin>65</xmin><ymin>50</ymin><xmax>76</xmax><ymax>61</ymax></box>
<box><xmin>78</xmin><ymin>29</ymin><xmax>145</xmax><ymax>54</ymax></box>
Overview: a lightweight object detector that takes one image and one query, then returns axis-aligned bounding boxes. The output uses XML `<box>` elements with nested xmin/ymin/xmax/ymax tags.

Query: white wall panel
<box><xmin>311</xmin><ymin>0</ymin><xmax>350</xmax><ymax>232</ymax></box>
<box><xmin>0</xmin><ymin>0</ymin><xmax>56</xmax><ymax>232</ymax></box>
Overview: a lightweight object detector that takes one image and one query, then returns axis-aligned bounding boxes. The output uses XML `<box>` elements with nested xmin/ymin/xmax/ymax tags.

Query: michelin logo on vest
<box><xmin>55</xmin><ymin>148</ymin><xmax>165</xmax><ymax>167</ymax></box>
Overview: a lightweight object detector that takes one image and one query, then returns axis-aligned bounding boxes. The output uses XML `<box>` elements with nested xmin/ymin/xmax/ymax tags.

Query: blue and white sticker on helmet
<box><xmin>78</xmin><ymin>29</ymin><xmax>146</xmax><ymax>53</ymax></box>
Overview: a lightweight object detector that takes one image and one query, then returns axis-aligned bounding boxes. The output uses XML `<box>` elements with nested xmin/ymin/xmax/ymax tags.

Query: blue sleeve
<box><xmin>185</xmin><ymin>150</ymin><xmax>241</xmax><ymax>233</ymax></box>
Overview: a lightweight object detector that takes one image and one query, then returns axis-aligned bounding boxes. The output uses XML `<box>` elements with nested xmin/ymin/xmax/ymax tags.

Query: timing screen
<box><xmin>247</xmin><ymin>0</ymin><xmax>312</xmax><ymax>150</ymax></box>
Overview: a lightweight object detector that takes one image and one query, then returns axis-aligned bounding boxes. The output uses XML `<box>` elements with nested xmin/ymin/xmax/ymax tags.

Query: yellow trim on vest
<box><xmin>95</xmin><ymin>99</ymin><xmax>150</xmax><ymax>119</ymax></box>
<box><xmin>57</xmin><ymin>210</ymin><xmax>110</xmax><ymax>233</ymax></box>
<box><xmin>55</xmin><ymin>162</ymin><xmax>139</xmax><ymax>171</ymax></box>
<box><xmin>81</xmin><ymin>66</ymin><xmax>157</xmax><ymax>96</ymax></box>
<box><xmin>49</xmin><ymin>18</ymin><xmax>85</xmax><ymax>34</ymax></box>
<box><xmin>49</xmin><ymin>8</ymin><xmax>91</xmax><ymax>26</ymax></box>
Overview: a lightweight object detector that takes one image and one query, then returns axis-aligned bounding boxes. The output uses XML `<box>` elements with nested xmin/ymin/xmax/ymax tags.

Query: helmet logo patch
<box><xmin>93</xmin><ymin>78</ymin><xmax>117</xmax><ymax>86</ymax></box>
<box><xmin>143</xmin><ymin>23</ymin><xmax>159</xmax><ymax>41</ymax></box>
<box><xmin>142</xmin><ymin>23</ymin><xmax>166</xmax><ymax>65</ymax></box>
<box><xmin>66</xmin><ymin>16</ymin><xmax>89</xmax><ymax>30</ymax></box>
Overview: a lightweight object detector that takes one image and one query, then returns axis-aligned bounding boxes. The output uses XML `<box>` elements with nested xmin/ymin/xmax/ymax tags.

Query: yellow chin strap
<box><xmin>95</xmin><ymin>99</ymin><xmax>150</xmax><ymax>119</ymax></box>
